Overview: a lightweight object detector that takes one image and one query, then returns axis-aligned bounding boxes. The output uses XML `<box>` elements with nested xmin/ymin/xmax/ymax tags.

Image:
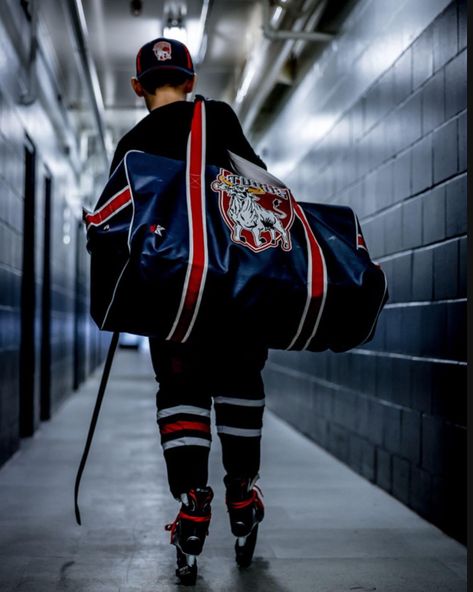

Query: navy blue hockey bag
<box><xmin>83</xmin><ymin>98</ymin><xmax>387</xmax><ymax>353</ymax></box>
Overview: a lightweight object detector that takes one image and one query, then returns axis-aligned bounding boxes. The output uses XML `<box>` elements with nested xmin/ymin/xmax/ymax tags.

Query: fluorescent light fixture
<box><xmin>162</xmin><ymin>0</ymin><xmax>208</xmax><ymax>61</ymax></box>
<box><xmin>186</xmin><ymin>18</ymin><xmax>205</xmax><ymax>60</ymax></box>
<box><xmin>235</xmin><ymin>60</ymin><xmax>258</xmax><ymax>104</ymax></box>
<box><xmin>163</xmin><ymin>23</ymin><xmax>188</xmax><ymax>44</ymax></box>
<box><xmin>163</xmin><ymin>11</ymin><xmax>188</xmax><ymax>45</ymax></box>
<box><xmin>271</xmin><ymin>6</ymin><xmax>283</xmax><ymax>25</ymax></box>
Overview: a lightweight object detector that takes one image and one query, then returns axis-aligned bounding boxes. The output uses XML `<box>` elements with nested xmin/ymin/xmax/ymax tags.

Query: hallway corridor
<box><xmin>0</xmin><ymin>348</ymin><xmax>466</xmax><ymax>592</ymax></box>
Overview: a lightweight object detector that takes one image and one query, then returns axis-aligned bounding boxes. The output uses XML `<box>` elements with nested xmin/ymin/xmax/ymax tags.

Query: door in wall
<box><xmin>19</xmin><ymin>136</ymin><xmax>37</xmax><ymax>437</ymax></box>
<box><xmin>40</xmin><ymin>174</ymin><xmax>52</xmax><ymax>421</ymax></box>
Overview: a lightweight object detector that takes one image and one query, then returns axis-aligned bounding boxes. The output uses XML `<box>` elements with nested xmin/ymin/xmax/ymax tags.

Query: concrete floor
<box><xmin>0</xmin><ymin>348</ymin><xmax>467</xmax><ymax>592</ymax></box>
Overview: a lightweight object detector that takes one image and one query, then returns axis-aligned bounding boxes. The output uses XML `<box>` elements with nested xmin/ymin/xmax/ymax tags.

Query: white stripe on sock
<box><xmin>162</xmin><ymin>437</ymin><xmax>211</xmax><ymax>450</ymax></box>
<box><xmin>216</xmin><ymin>426</ymin><xmax>262</xmax><ymax>437</ymax></box>
<box><xmin>157</xmin><ymin>405</ymin><xmax>211</xmax><ymax>419</ymax></box>
<box><xmin>213</xmin><ymin>396</ymin><xmax>265</xmax><ymax>407</ymax></box>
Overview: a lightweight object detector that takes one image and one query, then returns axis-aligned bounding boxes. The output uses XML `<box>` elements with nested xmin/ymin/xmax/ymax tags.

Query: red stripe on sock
<box><xmin>160</xmin><ymin>420</ymin><xmax>210</xmax><ymax>435</ymax></box>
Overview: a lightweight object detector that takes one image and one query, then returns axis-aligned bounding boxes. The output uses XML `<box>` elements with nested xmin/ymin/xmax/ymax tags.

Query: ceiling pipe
<box><xmin>292</xmin><ymin>0</ymin><xmax>328</xmax><ymax>57</ymax></box>
<box><xmin>64</xmin><ymin>0</ymin><xmax>108</xmax><ymax>167</ymax></box>
<box><xmin>263</xmin><ymin>27</ymin><xmax>333</xmax><ymax>41</ymax></box>
<box><xmin>19</xmin><ymin>0</ymin><xmax>39</xmax><ymax>105</ymax></box>
<box><xmin>262</xmin><ymin>0</ymin><xmax>333</xmax><ymax>42</ymax></box>
<box><xmin>163</xmin><ymin>0</ymin><xmax>212</xmax><ymax>64</ymax></box>
<box><xmin>236</xmin><ymin>0</ymin><xmax>331</xmax><ymax>133</ymax></box>
<box><xmin>195</xmin><ymin>0</ymin><xmax>212</xmax><ymax>65</ymax></box>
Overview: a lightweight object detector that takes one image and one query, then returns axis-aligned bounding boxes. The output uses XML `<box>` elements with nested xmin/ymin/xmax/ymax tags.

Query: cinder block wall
<box><xmin>259</xmin><ymin>0</ymin><xmax>466</xmax><ymax>542</ymax></box>
<box><xmin>0</xmin><ymin>5</ymin><xmax>108</xmax><ymax>466</ymax></box>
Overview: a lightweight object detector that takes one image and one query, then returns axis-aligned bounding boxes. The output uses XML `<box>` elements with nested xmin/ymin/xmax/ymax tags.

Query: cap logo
<box><xmin>153</xmin><ymin>41</ymin><xmax>172</xmax><ymax>61</ymax></box>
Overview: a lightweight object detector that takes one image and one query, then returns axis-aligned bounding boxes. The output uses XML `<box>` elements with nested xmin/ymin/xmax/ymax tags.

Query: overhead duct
<box><xmin>235</xmin><ymin>0</ymin><xmax>332</xmax><ymax>134</ymax></box>
<box><xmin>19</xmin><ymin>0</ymin><xmax>39</xmax><ymax>106</ymax></box>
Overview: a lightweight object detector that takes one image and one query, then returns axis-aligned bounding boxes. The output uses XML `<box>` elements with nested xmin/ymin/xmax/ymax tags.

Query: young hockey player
<box><xmin>110</xmin><ymin>37</ymin><xmax>267</xmax><ymax>585</ymax></box>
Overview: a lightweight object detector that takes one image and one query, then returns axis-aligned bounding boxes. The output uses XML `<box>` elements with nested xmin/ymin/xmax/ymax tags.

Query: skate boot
<box><xmin>224</xmin><ymin>475</ymin><xmax>264</xmax><ymax>567</ymax></box>
<box><xmin>165</xmin><ymin>486</ymin><xmax>213</xmax><ymax>585</ymax></box>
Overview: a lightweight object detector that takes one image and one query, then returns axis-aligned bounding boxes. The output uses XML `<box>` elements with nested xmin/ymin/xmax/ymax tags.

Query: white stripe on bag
<box><xmin>165</xmin><ymin>127</ymin><xmax>195</xmax><ymax>340</ymax></box>
<box><xmin>157</xmin><ymin>405</ymin><xmax>211</xmax><ymax>419</ymax></box>
<box><xmin>216</xmin><ymin>426</ymin><xmax>262</xmax><ymax>437</ymax></box>
<box><xmin>286</xmin><ymin>215</ymin><xmax>313</xmax><ymax>349</ymax></box>
<box><xmin>302</xmin><ymin>252</ymin><xmax>327</xmax><ymax>350</ymax></box>
<box><xmin>213</xmin><ymin>396</ymin><xmax>265</xmax><ymax>407</ymax></box>
<box><xmin>286</xmin><ymin>202</ymin><xmax>327</xmax><ymax>350</ymax></box>
<box><xmin>162</xmin><ymin>437</ymin><xmax>211</xmax><ymax>450</ymax></box>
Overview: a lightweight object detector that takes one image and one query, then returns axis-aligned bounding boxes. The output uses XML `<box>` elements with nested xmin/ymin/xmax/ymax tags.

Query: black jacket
<box><xmin>110</xmin><ymin>99</ymin><xmax>266</xmax><ymax>176</ymax></box>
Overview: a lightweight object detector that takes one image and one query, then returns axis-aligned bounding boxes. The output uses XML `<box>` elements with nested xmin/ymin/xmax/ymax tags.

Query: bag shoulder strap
<box><xmin>74</xmin><ymin>331</ymin><xmax>120</xmax><ymax>525</ymax></box>
<box><xmin>166</xmin><ymin>96</ymin><xmax>208</xmax><ymax>343</ymax></box>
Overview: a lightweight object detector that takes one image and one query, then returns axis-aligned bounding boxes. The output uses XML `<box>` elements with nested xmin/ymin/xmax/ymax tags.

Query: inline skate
<box><xmin>165</xmin><ymin>486</ymin><xmax>213</xmax><ymax>585</ymax></box>
<box><xmin>224</xmin><ymin>475</ymin><xmax>264</xmax><ymax>567</ymax></box>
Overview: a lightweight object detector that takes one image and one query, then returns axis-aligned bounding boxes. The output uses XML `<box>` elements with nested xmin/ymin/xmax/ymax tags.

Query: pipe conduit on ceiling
<box><xmin>64</xmin><ymin>0</ymin><xmax>108</xmax><ymax>167</ymax></box>
<box><xmin>237</xmin><ymin>0</ymin><xmax>332</xmax><ymax>133</ymax></box>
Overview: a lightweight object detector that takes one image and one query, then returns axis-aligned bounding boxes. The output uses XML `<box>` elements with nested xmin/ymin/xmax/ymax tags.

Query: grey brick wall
<box><xmin>0</xmin><ymin>114</ymin><xmax>23</xmax><ymax>463</ymax></box>
<box><xmin>259</xmin><ymin>0</ymin><xmax>466</xmax><ymax>543</ymax></box>
<box><xmin>0</xmin><ymin>5</ymin><xmax>108</xmax><ymax>466</ymax></box>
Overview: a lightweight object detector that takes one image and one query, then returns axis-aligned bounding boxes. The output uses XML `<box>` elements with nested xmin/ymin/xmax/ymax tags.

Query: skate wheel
<box><xmin>176</xmin><ymin>549</ymin><xmax>197</xmax><ymax>585</ymax></box>
<box><xmin>235</xmin><ymin>525</ymin><xmax>258</xmax><ymax>568</ymax></box>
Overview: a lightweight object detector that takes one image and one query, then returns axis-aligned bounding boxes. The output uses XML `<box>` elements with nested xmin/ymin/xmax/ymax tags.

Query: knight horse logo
<box><xmin>211</xmin><ymin>170</ymin><xmax>294</xmax><ymax>253</ymax></box>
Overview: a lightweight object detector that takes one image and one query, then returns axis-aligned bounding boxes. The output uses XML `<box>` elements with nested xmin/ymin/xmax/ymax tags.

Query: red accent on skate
<box><xmin>228</xmin><ymin>497</ymin><xmax>254</xmax><ymax>510</ymax></box>
<box><xmin>165</xmin><ymin>520</ymin><xmax>177</xmax><ymax>537</ymax></box>
<box><xmin>178</xmin><ymin>511</ymin><xmax>211</xmax><ymax>523</ymax></box>
<box><xmin>227</xmin><ymin>487</ymin><xmax>264</xmax><ymax>511</ymax></box>
<box><xmin>160</xmin><ymin>420</ymin><xmax>210</xmax><ymax>435</ymax></box>
<box><xmin>164</xmin><ymin>510</ymin><xmax>211</xmax><ymax>544</ymax></box>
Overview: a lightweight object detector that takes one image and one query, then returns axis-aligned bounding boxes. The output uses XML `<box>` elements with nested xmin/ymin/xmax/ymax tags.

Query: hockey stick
<box><xmin>74</xmin><ymin>331</ymin><xmax>120</xmax><ymax>525</ymax></box>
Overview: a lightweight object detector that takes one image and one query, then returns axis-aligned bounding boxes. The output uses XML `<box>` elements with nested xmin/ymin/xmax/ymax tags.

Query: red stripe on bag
<box><xmin>357</xmin><ymin>233</ymin><xmax>368</xmax><ymax>250</ymax></box>
<box><xmin>83</xmin><ymin>186</ymin><xmax>132</xmax><ymax>228</ymax></box>
<box><xmin>166</xmin><ymin>100</ymin><xmax>208</xmax><ymax>343</ymax></box>
<box><xmin>160</xmin><ymin>420</ymin><xmax>210</xmax><ymax>435</ymax></box>
<box><xmin>288</xmin><ymin>199</ymin><xmax>327</xmax><ymax>350</ymax></box>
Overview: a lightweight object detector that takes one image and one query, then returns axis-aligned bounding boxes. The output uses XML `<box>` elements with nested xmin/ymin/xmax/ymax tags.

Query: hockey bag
<box><xmin>83</xmin><ymin>97</ymin><xmax>387</xmax><ymax>352</ymax></box>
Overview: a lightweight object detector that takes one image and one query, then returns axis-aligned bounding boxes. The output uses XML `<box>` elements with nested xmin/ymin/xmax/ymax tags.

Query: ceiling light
<box><xmin>130</xmin><ymin>0</ymin><xmax>143</xmax><ymax>17</ymax></box>
<box><xmin>163</xmin><ymin>16</ymin><xmax>187</xmax><ymax>44</ymax></box>
<box><xmin>271</xmin><ymin>6</ymin><xmax>283</xmax><ymax>25</ymax></box>
<box><xmin>235</xmin><ymin>60</ymin><xmax>258</xmax><ymax>105</ymax></box>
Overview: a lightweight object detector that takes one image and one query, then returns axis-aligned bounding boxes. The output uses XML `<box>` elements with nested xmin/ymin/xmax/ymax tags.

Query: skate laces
<box><xmin>165</xmin><ymin>517</ymin><xmax>179</xmax><ymax>538</ymax></box>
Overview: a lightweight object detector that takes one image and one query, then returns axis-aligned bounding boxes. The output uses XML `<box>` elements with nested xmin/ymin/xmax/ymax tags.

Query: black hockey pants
<box><xmin>149</xmin><ymin>339</ymin><xmax>267</xmax><ymax>498</ymax></box>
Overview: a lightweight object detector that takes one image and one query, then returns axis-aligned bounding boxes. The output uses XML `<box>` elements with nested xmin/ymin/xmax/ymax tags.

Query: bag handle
<box><xmin>74</xmin><ymin>331</ymin><xmax>120</xmax><ymax>525</ymax></box>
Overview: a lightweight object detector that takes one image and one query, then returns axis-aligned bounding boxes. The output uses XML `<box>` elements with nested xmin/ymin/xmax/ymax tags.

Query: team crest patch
<box><xmin>153</xmin><ymin>41</ymin><xmax>172</xmax><ymax>61</ymax></box>
<box><xmin>211</xmin><ymin>170</ymin><xmax>294</xmax><ymax>253</ymax></box>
